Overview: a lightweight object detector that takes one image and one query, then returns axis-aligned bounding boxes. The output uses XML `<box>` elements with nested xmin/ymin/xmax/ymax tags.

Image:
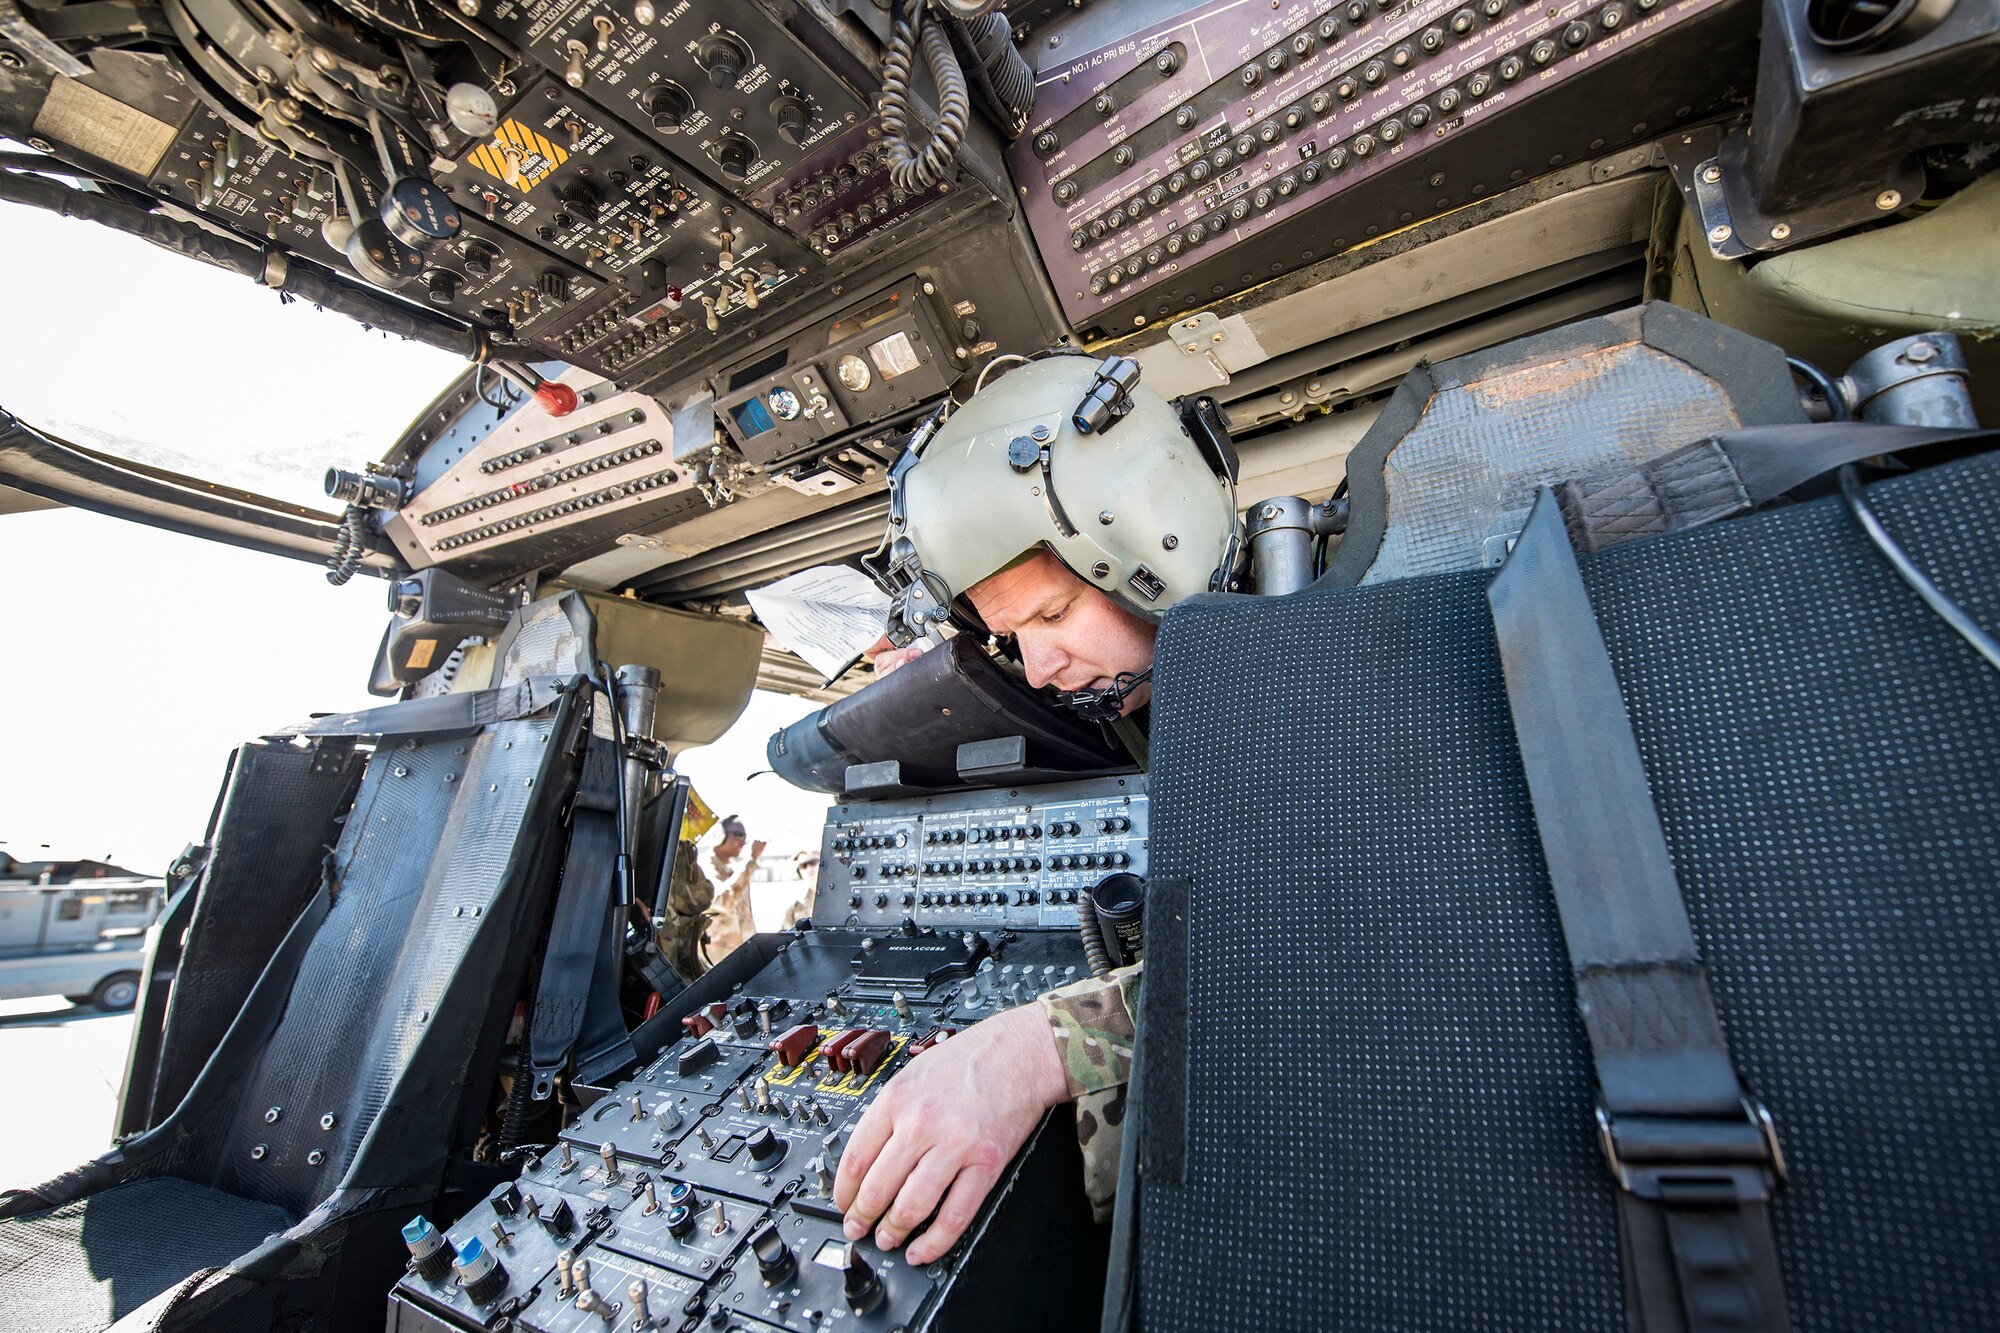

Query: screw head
<box><xmin>251</xmin><ymin>1144</ymin><xmax>267</xmax><ymax>1160</ymax></box>
<box><xmin>321</xmin><ymin>1113</ymin><xmax>338</xmax><ymax>1130</ymax></box>
<box><xmin>265</xmin><ymin>1107</ymin><xmax>282</xmax><ymax>1123</ymax></box>
<box><xmin>1090</xmin><ymin>561</ymin><xmax>1111</xmax><ymax>579</ymax></box>
<box><xmin>308</xmin><ymin>1150</ymin><xmax>326</xmax><ymax>1167</ymax></box>
<box><xmin>1700</xmin><ymin>164</ymin><xmax>1722</xmax><ymax>184</ymax></box>
<box><xmin>1875</xmin><ymin>189</ymin><xmax>1902</xmax><ymax>211</ymax></box>
<box><xmin>1904</xmin><ymin>340</ymin><xmax>1938</xmax><ymax>364</ymax></box>
<box><xmin>1769</xmin><ymin>223</ymin><xmax>1791</xmax><ymax>241</ymax></box>
<box><xmin>1707</xmin><ymin>224</ymin><xmax>1732</xmax><ymax>244</ymax></box>
<box><xmin>1098</xmin><ymin>510</ymin><xmax>1115</xmax><ymax>525</ymax></box>
<box><xmin>1162</xmin><ymin>534</ymin><xmax>1180</xmax><ymax>550</ymax></box>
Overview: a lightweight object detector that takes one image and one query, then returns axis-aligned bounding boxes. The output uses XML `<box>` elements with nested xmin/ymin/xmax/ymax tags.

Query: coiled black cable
<box><xmin>1076</xmin><ymin>889</ymin><xmax>1116</xmax><ymax>978</ymax></box>
<box><xmin>325</xmin><ymin>504</ymin><xmax>366</xmax><ymax>585</ymax></box>
<box><xmin>880</xmin><ymin>5</ymin><xmax>970</xmax><ymax>194</ymax></box>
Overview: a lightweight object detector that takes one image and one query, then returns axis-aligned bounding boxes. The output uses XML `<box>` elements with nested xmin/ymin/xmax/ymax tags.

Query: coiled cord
<box><xmin>325</xmin><ymin>504</ymin><xmax>366</xmax><ymax>585</ymax></box>
<box><xmin>1076</xmin><ymin>889</ymin><xmax>1116</xmax><ymax>978</ymax></box>
<box><xmin>880</xmin><ymin>6</ymin><xmax>970</xmax><ymax>194</ymax></box>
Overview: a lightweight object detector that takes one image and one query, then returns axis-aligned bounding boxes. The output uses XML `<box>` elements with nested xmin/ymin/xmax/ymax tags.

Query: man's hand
<box><xmin>749</xmin><ymin>839</ymin><xmax>767</xmax><ymax>860</ymax></box>
<box><xmin>863</xmin><ymin>634</ymin><xmax>932</xmax><ymax>679</ymax></box>
<box><xmin>833</xmin><ymin>1001</ymin><xmax>1068</xmax><ymax>1264</ymax></box>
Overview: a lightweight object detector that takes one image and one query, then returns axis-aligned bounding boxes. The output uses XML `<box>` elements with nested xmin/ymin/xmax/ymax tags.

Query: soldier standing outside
<box><xmin>702</xmin><ymin>815</ymin><xmax>764</xmax><ymax>961</ymax></box>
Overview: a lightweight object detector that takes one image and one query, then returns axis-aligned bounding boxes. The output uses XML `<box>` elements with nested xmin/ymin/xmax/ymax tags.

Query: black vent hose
<box><xmin>955</xmin><ymin>12</ymin><xmax>1034</xmax><ymax>138</ymax></box>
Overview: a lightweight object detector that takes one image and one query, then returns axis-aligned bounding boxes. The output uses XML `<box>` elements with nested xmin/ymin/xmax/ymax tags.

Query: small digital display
<box><xmin>812</xmin><ymin>1239</ymin><xmax>851</xmax><ymax>1271</ymax></box>
<box><xmin>730</xmin><ymin>396</ymin><xmax>777</xmax><ymax>438</ymax></box>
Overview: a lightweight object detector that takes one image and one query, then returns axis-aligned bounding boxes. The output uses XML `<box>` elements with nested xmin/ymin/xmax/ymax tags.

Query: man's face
<box><xmin>716</xmin><ymin>832</ymin><xmax>745</xmax><ymax>860</ymax></box>
<box><xmin>965</xmin><ymin>551</ymin><xmax>1159</xmax><ymax>716</ymax></box>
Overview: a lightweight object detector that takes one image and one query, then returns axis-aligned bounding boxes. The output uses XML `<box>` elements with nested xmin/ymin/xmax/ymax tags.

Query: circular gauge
<box><xmin>768</xmin><ymin>386</ymin><xmax>802</xmax><ymax>420</ymax></box>
<box><xmin>836</xmin><ymin>354</ymin><xmax>872</xmax><ymax>393</ymax></box>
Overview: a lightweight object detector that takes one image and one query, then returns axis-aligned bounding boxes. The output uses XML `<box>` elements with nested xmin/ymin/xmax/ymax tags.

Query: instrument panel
<box><xmin>386</xmin><ymin>776</ymin><xmax>1125</xmax><ymax>1333</ymax></box>
<box><xmin>1010</xmin><ymin>0</ymin><xmax>1759</xmax><ymax>332</ymax></box>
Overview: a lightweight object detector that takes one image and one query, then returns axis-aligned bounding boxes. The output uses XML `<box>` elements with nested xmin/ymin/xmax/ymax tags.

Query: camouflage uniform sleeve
<box><xmin>1038</xmin><ymin>963</ymin><xmax>1144</xmax><ymax>1222</ymax></box>
<box><xmin>1037</xmin><ymin>962</ymin><xmax>1143</xmax><ymax>1098</ymax></box>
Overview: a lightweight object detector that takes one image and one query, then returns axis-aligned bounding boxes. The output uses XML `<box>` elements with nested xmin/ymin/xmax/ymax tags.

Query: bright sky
<box><xmin>0</xmin><ymin>199</ymin><xmax>829</xmax><ymax>875</ymax></box>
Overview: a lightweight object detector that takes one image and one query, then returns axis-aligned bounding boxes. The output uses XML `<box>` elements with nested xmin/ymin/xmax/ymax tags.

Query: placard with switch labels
<box><xmin>819</xmin><ymin>775</ymin><xmax>1149</xmax><ymax>934</ymax></box>
<box><xmin>386</xmin><ymin>779</ymin><xmax>1122</xmax><ymax>1332</ymax></box>
<box><xmin>380</xmin><ymin>375</ymin><xmax>707</xmax><ymax>581</ymax></box>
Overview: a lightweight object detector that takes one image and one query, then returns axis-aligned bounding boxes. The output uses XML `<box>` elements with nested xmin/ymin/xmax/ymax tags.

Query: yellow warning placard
<box><xmin>468</xmin><ymin>118</ymin><xmax>568</xmax><ymax>192</ymax></box>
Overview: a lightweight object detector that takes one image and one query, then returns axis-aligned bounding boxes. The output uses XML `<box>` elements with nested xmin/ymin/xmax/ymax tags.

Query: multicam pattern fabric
<box><xmin>1040</xmin><ymin>963</ymin><xmax>1143</xmax><ymax>1219</ymax></box>
<box><xmin>661</xmin><ymin>838</ymin><xmax>715</xmax><ymax>981</ymax></box>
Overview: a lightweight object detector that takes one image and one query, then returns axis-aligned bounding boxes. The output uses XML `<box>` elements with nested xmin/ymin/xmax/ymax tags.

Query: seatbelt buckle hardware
<box><xmin>1595</xmin><ymin>1099</ymin><xmax>1787</xmax><ymax>1204</ymax></box>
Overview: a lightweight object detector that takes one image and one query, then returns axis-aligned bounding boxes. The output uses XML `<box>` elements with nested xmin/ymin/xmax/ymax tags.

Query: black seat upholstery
<box><xmin>0</xmin><ymin>597</ymin><xmax>598</xmax><ymax>1332</ymax></box>
<box><xmin>1125</xmin><ymin>453</ymin><xmax>2000</xmax><ymax>1330</ymax></box>
<box><xmin>0</xmin><ymin>1180</ymin><xmax>289</xmax><ymax>1333</ymax></box>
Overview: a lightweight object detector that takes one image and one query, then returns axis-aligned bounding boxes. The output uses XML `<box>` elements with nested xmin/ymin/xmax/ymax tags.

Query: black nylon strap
<box><xmin>1488</xmin><ymin>489</ymin><xmax>1789</xmax><ymax>1333</ymax></box>
<box><xmin>528</xmin><ymin>719</ymin><xmax>634</xmax><ymax>1096</ymax></box>
<box><xmin>1557</xmin><ymin>424</ymin><xmax>1998</xmax><ymax>555</ymax></box>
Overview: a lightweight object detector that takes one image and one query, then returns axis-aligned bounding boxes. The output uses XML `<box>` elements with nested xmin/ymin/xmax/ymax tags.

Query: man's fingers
<box><xmin>831</xmin><ymin>1099</ymin><xmax>893</xmax><ymax>1213</ymax></box>
<box><xmin>843</xmin><ymin>1124</ymin><xmax>925</xmax><ymax>1239</ymax></box>
<box><xmin>904</xmin><ymin>1157</ymin><xmax>1005</xmax><ymax>1265</ymax></box>
<box><xmin>872</xmin><ymin>1146</ymin><xmax>957</xmax><ymax>1250</ymax></box>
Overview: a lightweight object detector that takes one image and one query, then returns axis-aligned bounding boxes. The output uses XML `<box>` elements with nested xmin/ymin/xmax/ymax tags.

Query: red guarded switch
<box><xmin>845</xmin><ymin>1029</ymin><xmax>892</xmax><ymax>1076</ymax></box>
<box><xmin>681</xmin><ymin>1012</ymin><xmax>714</xmax><ymax>1039</ymax></box>
<box><xmin>769</xmin><ymin>1023</ymin><xmax>818</xmax><ymax>1067</ymax></box>
<box><xmin>822</xmin><ymin>1028</ymin><xmax>867</xmax><ymax>1074</ymax></box>
<box><xmin>908</xmin><ymin>1028</ymin><xmax>957</xmax><ymax>1057</ymax></box>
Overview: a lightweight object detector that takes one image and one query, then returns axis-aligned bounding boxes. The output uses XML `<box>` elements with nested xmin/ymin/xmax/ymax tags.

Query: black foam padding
<box><xmin>148</xmin><ymin>740</ymin><xmax>362</xmax><ymax>1126</ymax></box>
<box><xmin>0</xmin><ymin>1178</ymin><xmax>289</xmax><ymax>1333</ymax></box>
<box><xmin>1136</xmin><ymin>453</ymin><xmax>2000</xmax><ymax>1329</ymax></box>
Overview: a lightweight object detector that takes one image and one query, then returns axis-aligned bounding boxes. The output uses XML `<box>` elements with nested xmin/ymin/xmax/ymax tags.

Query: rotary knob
<box><xmin>712</xmin><ymin>133</ymin><xmax>758</xmax><ymax>181</ymax></box>
<box><xmin>697</xmin><ymin>32</ymin><xmax>750</xmax><ymax>89</ymax></box>
<box><xmin>557</xmin><ymin>178</ymin><xmax>601</xmax><ymax>224</ymax></box>
<box><xmin>645</xmin><ymin>83</ymin><xmax>694</xmax><ymax>133</ymax></box>
<box><xmin>424</xmin><ymin>269</ymin><xmax>460</xmax><ymax>305</ymax></box>
<box><xmin>772</xmin><ymin>94</ymin><xmax>812</xmax><ymax>147</ymax></box>
<box><xmin>745</xmin><ymin>1126</ymin><xmax>786</xmax><ymax>1168</ymax></box>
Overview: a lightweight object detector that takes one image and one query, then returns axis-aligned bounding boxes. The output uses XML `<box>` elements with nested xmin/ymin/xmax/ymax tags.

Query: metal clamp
<box><xmin>1596</xmin><ymin>1099</ymin><xmax>1787</xmax><ymax>1204</ymax></box>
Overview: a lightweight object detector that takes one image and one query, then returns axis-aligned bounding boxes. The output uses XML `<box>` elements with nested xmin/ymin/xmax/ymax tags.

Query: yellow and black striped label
<box><xmin>467</xmin><ymin>119</ymin><xmax>568</xmax><ymax>192</ymax></box>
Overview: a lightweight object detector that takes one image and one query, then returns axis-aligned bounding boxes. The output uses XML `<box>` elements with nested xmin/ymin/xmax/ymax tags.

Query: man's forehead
<box><xmin>968</xmin><ymin>550</ymin><xmax>1079</xmax><ymax>629</ymax></box>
